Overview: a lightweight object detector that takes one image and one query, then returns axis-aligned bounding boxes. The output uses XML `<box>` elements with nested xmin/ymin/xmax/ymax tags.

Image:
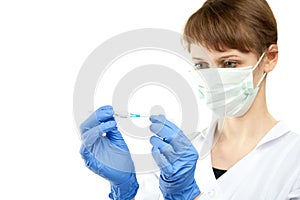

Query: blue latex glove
<box><xmin>149</xmin><ymin>115</ymin><xmax>200</xmax><ymax>200</ymax></box>
<box><xmin>79</xmin><ymin>105</ymin><xmax>139</xmax><ymax>200</ymax></box>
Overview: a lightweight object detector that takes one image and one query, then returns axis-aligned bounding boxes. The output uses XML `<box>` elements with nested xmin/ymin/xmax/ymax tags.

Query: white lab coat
<box><xmin>135</xmin><ymin>121</ymin><xmax>300</xmax><ymax>199</ymax></box>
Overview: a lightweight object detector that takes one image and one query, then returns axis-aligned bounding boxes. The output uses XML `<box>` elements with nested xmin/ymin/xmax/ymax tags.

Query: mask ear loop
<box><xmin>252</xmin><ymin>51</ymin><xmax>267</xmax><ymax>88</ymax></box>
<box><xmin>252</xmin><ymin>51</ymin><xmax>266</xmax><ymax>71</ymax></box>
<box><xmin>255</xmin><ymin>72</ymin><xmax>267</xmax><ymax>88</ymax></box>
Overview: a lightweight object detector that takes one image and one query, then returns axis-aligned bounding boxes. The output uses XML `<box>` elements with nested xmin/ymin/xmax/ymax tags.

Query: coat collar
<box><xmin>255</xmin><ymin>121</ymin><xmax>291</xmax><ymax>149</ymax></box>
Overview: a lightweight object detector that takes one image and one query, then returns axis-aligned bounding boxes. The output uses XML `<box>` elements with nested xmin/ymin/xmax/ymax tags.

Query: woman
<box><xmin>79</xmin><ymin>0</ymin><xmax>300</xmax><ymax>199</ymax></box>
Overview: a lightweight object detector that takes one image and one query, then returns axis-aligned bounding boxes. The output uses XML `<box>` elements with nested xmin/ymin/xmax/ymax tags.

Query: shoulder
<box><xmin>257</xmin><ymin>121</ymin><xmax>300</xmax><ymax>150</ymax></box>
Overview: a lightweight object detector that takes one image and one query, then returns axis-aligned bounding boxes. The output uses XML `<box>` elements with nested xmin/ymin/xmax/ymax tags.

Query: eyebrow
<box><xmin>219</xmin><ymin>54</ymin><xmax>240</xmax><ymax>59</ymax></box>
<box><xmin>192</xmin><ymin>57</ymin><xmax>206</xmax><ymax>60</ymax></box>
<box><xmin>192</xmin><ymin>55</ymin><xmax>239</xmax><ymax>62</ymax></box>
<box><xmin>191</xmin><ymin>53</ymin><xmax>242</xmax><ymax>65</ymax></box>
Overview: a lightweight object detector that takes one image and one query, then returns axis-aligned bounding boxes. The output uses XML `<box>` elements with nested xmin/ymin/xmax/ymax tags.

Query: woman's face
<box><xmin>189</xmin><ymin>43</ymin><xmax>265</xmax><ymax>87</ymax></box>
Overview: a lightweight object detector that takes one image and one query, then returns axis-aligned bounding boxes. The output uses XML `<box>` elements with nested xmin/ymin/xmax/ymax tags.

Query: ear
<box><xmin>263</xmin><ymin>44</ymin><xmax>278</xmax><ymax>73</ymax></box>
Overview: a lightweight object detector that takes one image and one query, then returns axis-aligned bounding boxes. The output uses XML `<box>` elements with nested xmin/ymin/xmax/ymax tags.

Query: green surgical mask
<box><xmin>191</xmin><ymin>52</ymin><xmax>266</xmax><ymax>117</ymax></box>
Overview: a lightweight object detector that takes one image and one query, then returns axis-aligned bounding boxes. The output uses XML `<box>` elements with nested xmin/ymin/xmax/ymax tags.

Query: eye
<box><xmin>194</xmin><ymin>62</ymin><xmax>209</xmax><ymax>70</ymax></box>
<box><xmin>223</xmin><ymin>61</ymin><xmax>237</xmax><ymax>68</ymax></box>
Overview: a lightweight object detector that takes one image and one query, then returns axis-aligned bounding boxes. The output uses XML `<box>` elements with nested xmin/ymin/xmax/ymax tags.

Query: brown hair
<box><xmin>183</xmin><ymin>0</ymin><xmax>277</xmax><ymax>56</ymax></box>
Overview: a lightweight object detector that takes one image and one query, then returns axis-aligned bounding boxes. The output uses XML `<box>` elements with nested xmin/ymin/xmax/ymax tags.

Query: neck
<box><xmin>218</xmin><ymin>81</ymin><xmax>277</xmax><ymax>143</ymax></box>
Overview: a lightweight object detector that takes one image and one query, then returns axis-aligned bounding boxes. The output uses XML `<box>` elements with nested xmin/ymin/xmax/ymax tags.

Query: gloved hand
<box><xmin>79</xmin><ymin>105</ymin><xmax>139</xmax><ymax>200</ymax></box>
<box><xmin>149</xmin><ymin>115</ymin><xmax>200</xmax><ymax>200</ymax></box>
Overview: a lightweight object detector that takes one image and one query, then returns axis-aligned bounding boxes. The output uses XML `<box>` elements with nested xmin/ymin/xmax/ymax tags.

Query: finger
<box><xmin>169</xmin><ymin>133</ymin><xmax>195</xmax><ymax>156</ymax></box>
<box><xmin>149</xmin><ymin>115</ymin><xmax>169</xmax><ymax>139</ymax></box>
<box><xmin>149</xmin><ymin>115</ymin><xmax>192</xmax><ymax>153</ymax></box>
<box><xmin>150</xmin><ymin>141</ymin><xmax>170</xmax><ymax>170</ymax></box>
<box><xmin>150</xmin><ymin>123</ymin><xmax>173</xmax><ymax>143</ymax></box>
<box><xmin>150</xmin><ymin>135</ymin><xmax>168</xmax><ymax>149</ymax></box>
<box><xmin>150</xmin><ymin>136</ymin><xmax>178</xmax><ymax>164</ymax></box>
<box><xmin>106</xmin><ymin>126</ymin><xmax>129</xmax><ymax>151</ymax></box>
<box><xmin>80</xmin><ymin>145</ymin><xmax>103</xmax><ymax>175</ymax></box>
<box><xmin>149</xmin><ymin>115</ymin><xmax>180</xmax><ymax>132</ymax></box>
<box><xmin>149</xmin><ymin>114</ymin><xmax>167</xmax><ymax>124</ymax></box>
<box><xmin>80</xmin><ymin>105</ymin><xmax>114</xmax><ymax>134</ymax></box>
<box><xmin>81</xmin><ymin>120</ymin><xmax>117</xmax><ymax>150</ymax></box>
<box><xmin>80</xmin><ymin>144</ymin><xmax>133</xmax><ymax>178</ymax></box>
<box><xmin>150</xmin><ymin>116</ymin><xmax>181</xmax><ymax>143</ymax></box>
<box><xmin>80</xmin><ymin>145</ymin><xmax>117</xmax><ymax>177</ymax></box>
<box><xmin>95</xmin><ymin>105</ymin><xmax>114</xmax><ymax>122</ymax></box>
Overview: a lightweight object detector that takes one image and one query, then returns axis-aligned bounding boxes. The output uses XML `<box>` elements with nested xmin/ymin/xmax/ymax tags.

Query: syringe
<box><xmin>114</xmin><ymin>112</ymin><xmax>150</xmax><ymax>118</ymax></box>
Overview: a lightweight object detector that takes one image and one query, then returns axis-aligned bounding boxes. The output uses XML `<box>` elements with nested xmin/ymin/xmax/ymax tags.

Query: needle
<box><xmin>114</xmin><ymin>112</ymin><xmax>150</xmax><ymax>118</ymax></box>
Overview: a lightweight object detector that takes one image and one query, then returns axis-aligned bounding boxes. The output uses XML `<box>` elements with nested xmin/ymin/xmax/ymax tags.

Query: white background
<box><xmin>0</xmin><ymin>0</ymin><xmax>299</xmax><ymax>199</ymax></box>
